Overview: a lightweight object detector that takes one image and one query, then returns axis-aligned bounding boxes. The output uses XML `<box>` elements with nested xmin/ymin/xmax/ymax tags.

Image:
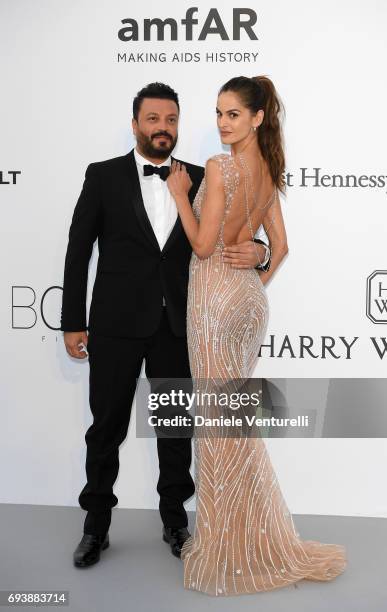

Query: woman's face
<box><xmin>216</xmin><ymin>91</ymin><xmax>263</xmax><ymax>145</ymax></box>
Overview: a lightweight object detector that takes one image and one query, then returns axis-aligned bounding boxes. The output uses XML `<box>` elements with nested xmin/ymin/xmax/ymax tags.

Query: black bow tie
<box><xmin>143</xmin><ymin>164</ymin><xmax>170</xmax><ymax>181</ymax></box>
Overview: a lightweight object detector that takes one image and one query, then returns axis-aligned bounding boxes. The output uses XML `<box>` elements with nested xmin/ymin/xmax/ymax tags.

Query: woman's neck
<box><xmin>231</xmin><ymin>132</ymin><xmax>262</xmax><ymax>159</ymax></box>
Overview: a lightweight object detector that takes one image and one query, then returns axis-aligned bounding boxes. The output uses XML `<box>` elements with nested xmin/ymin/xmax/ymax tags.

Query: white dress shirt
<box><xmin>134</xmin><ymin>147</ymin><xmax>177</xmax><ymax>251</ymax></box>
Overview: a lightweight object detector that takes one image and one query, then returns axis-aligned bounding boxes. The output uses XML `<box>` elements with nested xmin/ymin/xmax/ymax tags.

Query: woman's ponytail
<box><xmin>219</xmin><ymin>75</ymin><xmax>286</xmax><ymax>194</ymax></box>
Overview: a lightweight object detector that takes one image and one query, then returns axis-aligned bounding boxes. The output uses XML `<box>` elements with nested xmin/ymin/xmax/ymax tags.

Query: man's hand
<box><xmin>64</xmin><ymin>331</ymin><xmax>89</xmax><ymax>359</ymax></box>
<box><xmin>222</xmin><ymin>240</ymin><xmax>266</xmax><ymax>269</ymax></box>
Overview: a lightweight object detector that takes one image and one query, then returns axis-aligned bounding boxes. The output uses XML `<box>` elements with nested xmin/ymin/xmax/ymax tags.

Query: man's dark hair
<box><xmin>132</xmin><ymin>82</ymin><xmax>180</xmax><ymax>121</ymax></box>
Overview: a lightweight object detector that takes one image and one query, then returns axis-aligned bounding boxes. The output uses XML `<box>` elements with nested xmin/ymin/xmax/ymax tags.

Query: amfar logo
<box><xmin>366</xmin><ymin>271</ymin><xmax>387</xmax><ymax>324</ymax></box>
<box><xmin>118</xmin><ymin>8</ymin><xmax>258</xmax><ymax>41</ymax></box>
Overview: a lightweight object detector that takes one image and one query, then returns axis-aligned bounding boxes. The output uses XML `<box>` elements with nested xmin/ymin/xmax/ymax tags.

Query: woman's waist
<box><xmin>190</xmin><ymin>248</ymin><xmax>263</xmax><ymax>282</ymax></box>
<box><xmin>190</xmin><ymin>243</ymin><xmax>224</xmax><ymax>261</ymax></box>
<box><xmin>190</xmin><ymin>243</ymin><xmax>258</xmax><ymax>266</ymax></box>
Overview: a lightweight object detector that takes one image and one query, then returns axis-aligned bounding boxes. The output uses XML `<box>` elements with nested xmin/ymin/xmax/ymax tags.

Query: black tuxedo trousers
<box><xmin>80</xmin><ymin>306</ymin><xmax>195</xmax><ymax>534</ymax></box>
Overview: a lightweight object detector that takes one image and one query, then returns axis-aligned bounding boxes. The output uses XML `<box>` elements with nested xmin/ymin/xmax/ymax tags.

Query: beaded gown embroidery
<box><xmin>180</xmin><ymin>153</ymin><xmax>347</xmax><ymax>596</ymax></box>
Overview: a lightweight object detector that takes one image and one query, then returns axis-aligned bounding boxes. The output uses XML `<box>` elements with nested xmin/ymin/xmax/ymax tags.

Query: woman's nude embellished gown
<box><xmin>180</xmin><ymin>153</ymin><xmax>347</xmax><ymax>596</ymax></box>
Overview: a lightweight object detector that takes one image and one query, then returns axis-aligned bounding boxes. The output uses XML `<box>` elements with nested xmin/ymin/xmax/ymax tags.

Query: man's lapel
<box><xmin>126</xmin><ymin>149</ymin><xmax>161</xmax><ymax>252</ymax></box>
<box><xmin>126</xmin><ymin>150</ymin><xmax>187</xmax><ymax>254</ymax></box>
<box><xmin>161</xmin><ymin>154</ymin><xmax>185</xmax><ymax>253</ymax></box>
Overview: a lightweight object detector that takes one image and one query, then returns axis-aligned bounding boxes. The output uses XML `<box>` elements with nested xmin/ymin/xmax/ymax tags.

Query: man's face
<box><xmin>132</xmin><ymin>97</ymin><xmax>179</xmax><ymax>160</ymax></box>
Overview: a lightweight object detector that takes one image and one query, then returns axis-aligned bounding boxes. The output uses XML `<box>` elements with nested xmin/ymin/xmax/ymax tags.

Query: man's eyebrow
<box><xmin>145</xmin><ymin>112</ymin><xmax>178</xmax><ymax>117</ymax></box>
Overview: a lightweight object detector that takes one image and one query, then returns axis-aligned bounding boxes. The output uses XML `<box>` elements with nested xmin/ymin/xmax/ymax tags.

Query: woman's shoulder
<box><xmin>205</xmin><ymin>153</ymin><xmax>239</xmax><ymax>174</ymax></box>
<box><xmin>207</xmin><ymin>152</ymin><xmax>234</xmax><ymax>164</ymax></box>
<box><xmin>204</xmin><ymin>154</ymin><xmax>240</xmax><ymax>193</ymax></box>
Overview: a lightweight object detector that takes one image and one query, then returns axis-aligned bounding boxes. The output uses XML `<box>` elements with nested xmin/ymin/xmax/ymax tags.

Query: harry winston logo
<box><xmin>366</xmin><ymin>270</ymin><xmax>387</xmax><ymax>324</ymax></box>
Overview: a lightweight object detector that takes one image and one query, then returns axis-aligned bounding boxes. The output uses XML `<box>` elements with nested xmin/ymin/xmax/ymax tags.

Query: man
<box><xmin>60</xmin><ymin>82</ymin><xmax>271</xmax><ymax>568</ymax></box>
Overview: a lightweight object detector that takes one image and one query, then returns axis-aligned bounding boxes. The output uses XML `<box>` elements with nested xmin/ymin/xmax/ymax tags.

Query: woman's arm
<box><xmin>167</xmin><ymin>159</ymin><xmax>227</xmax><ymax>260</ymax></box>
<box><xmin>168</xmin><ymin>160</ymin><xmax>275</xmax><ymax>266</ymax></box>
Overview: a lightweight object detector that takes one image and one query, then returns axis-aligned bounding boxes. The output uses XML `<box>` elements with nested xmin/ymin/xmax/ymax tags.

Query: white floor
<box><xmin>0</xmin><ymin>504</ymin><xmax>385</xmax><ymax>612</ymax></box>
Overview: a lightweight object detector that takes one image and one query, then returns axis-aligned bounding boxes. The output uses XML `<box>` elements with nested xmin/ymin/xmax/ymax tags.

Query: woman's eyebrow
<box><xmin>216</xmin><ymin>107</ymin><xmax>240</xmax><ymax>113</ymax></box>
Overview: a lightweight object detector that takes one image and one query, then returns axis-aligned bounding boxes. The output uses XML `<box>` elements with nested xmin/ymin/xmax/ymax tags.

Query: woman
<box><xmin>166</xmin><ymin>75</ymin><xmax>346</xmax><ymax>596</ymax></box>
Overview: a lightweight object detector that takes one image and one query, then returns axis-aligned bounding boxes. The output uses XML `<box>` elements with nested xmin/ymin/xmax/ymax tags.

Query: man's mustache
<box><xmin>151</xmin><ymin>132</ymin><xmax>173</xmax><ymax>140</ymax></box>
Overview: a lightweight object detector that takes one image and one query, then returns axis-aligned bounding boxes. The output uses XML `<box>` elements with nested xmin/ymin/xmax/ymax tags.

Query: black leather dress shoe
<box><xmin>162</xmin><ymin>526</ymin><xmax>191</xmax><ymax>558</ymax></box>
<box><xmin>73</xmin><ymin>533</ymin><xmax>109</xmax><ymax>567</ymax></box>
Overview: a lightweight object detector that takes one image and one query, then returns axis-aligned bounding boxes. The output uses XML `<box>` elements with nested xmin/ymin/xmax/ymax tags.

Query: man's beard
<box><xmin>136</xmin><ymin>128</ymin><xmax>177</xmax><ymax>160</ymax></box>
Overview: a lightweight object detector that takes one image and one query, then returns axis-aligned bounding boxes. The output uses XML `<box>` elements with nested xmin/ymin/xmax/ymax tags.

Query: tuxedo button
<box><xmin>161</xmin><ymin>254</ymin><xmax>166</xmax><ymax>260</ymax></box>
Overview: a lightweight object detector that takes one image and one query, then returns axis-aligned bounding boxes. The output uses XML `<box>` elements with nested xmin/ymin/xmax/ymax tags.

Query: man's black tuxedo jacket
<box><xmin>60</xmin><ymin>148</ymin><xmax>269</xmax><ymax>338</ymax></box>
<box><xmin>60</xmin><ymin>149</ymin><xmax>205</xmax><ymax>337</ymax></box>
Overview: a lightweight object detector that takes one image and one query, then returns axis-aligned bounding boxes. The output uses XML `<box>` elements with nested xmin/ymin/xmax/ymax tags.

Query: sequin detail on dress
<box><xmin>181</xmin><ymin>153</ymin><xmax>347</xmax><ymax>596</ymax></box>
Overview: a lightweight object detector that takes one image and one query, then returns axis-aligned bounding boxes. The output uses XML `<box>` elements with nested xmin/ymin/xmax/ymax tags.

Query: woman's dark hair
<box><xmin>133</xmin><ymin>82</ymin><xmax>179</xmax><ymax>121</ymax></box>
<box><xmin>219</xmin><ymin>76</ymin><xmax>286</xmax><ymax>194</ymax></box>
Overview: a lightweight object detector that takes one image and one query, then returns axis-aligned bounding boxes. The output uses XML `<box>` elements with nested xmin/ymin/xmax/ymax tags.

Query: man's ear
<box><xmin>131</xmin><ymin>117</ymin><xmax>137</xmax><ymax>135</ymax></box>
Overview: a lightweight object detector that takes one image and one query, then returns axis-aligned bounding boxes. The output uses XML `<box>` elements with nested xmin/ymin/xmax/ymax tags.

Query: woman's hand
<box><xmin>167</xmin><ymin>161</ymin><xmax>193</xmax><ymax>201</ymax></box>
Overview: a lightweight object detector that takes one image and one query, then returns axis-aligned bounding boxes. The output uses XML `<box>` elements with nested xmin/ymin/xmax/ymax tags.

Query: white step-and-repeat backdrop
<box><xmin>1</xmin><ymin>0</ymin><xmax>386</xmax><ymax>517</ymax></box>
